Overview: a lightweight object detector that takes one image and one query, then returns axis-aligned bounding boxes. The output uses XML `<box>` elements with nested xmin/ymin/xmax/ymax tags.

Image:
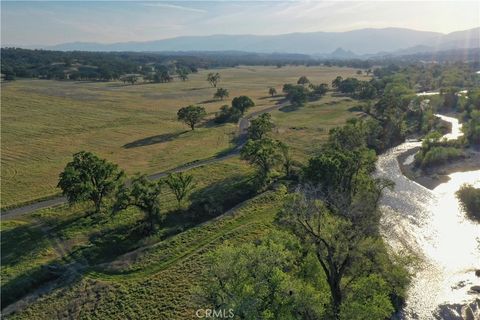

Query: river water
<box><xmin>376</xmin><ymin>115</ymin><xmax>480</xmax><ymax>319</ymax></box>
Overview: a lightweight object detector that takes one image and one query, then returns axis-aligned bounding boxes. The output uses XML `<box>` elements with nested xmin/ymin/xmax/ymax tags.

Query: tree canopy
<box><xmin>241</xmin><ymin>138</ymin><xmax>283</xmax><ymax>185</ymax></box>
<box><xmin>114</xmin><ymin>175</ymin><xmax>163</xmax><ymax>233</ymax></box>
<box><xmin>58</xmin><ymin>151</ymin><xmax>124</xmax><ymax>213</ymax></box>
<box><xmin>207</xmin><ymin>72</ymin><xmax>221</xmax><ymax>87</ymax></box>
<box><xmin>177</xmin><ymin>105</ymin><xmax>207</xmax><ymax>130</ymax></box>
<box><xmin>165</xmin><ymin>172</ymin><xmax>195</xmax><ymax>208</ymax></box>
<box><xmin>232</xmin><ymin>96</ymin><xmax>255</xmax><ymax>115</ymax></box>
<box><xmin>213</xmin><ymin>88</ymin><xmax>229</xmax><ymax>100</ymax></box>
<box><xmin>247</xmin><ymin>113</ymin><xmax>274</xmax><ymax>140</ymax></box>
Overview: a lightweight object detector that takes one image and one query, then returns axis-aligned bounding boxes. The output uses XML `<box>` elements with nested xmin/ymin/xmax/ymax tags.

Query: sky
<box><xmin>1</xmin><ymin>1</ymin><xmax>479</xmax><ymax>46</ymax></box>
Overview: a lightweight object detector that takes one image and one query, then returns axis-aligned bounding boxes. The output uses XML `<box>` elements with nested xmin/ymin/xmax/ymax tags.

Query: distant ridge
<box><xmin>25</xmin><ymin>27</ymin><xmax>480</xmax><ymax>57</ymax></box>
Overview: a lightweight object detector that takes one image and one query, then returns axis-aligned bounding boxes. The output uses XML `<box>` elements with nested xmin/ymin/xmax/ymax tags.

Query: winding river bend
<box><xmin>376</xmin><ymin>115</ymin><xmax>480</xmax><ymax>319</ymax></box>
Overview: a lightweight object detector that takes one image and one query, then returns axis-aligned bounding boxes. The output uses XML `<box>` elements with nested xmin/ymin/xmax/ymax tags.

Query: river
<box><xmin>376</xmin><ymin>115</ymin><xmax>480</xmax><ymax>319</ymax></box>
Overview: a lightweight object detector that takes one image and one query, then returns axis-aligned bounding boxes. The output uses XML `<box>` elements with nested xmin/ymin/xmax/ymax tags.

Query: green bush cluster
<box><xmin>456</xmin><ymin>184</ymin><xmax>480</xmax><ymax>221</ymax></box>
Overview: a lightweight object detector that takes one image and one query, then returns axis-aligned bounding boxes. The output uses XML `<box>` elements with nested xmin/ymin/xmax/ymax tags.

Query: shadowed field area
<box><xmin>1</xmin><ymin>66</ymin><xmax>367</xmax><ymax>208</ymax></box>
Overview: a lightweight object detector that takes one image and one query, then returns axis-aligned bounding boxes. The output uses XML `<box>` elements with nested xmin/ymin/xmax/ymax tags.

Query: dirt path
<box><xmin>1</xmin><ymin>100</ymin><xmax>288</xmax><ymax>220</ymax></box>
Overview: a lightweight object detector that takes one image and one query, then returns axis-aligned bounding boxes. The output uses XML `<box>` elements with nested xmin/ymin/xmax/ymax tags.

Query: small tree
<box><xmin>297</xmin><ymin>76</ymin><xmax>310</xmax><ymax>86</ymax></box>
<box><xmin>114</xmin><ymin>175</ymin><xmax>162</xmax><ymax>233</ymax></box>
<box><xmin>268</xmin><ymin>87</ymin><xmax>277</xmax><ymax>97</ymax></box>
<box><xmin>232</xmin><ymin>96</ymin><xmax>255</xmax><ymax>115</ymax></box>
<box><xmin>214</xmin><ymin>105</ymin><xmax>242</xmax><ymax>124</ymax></box>
<box><xmin>213</xmin><ymin>88</ymin><xmax>229</xmax><ymax>100</ymax></box>
<box><xmin>240</xmin><ymin>138</ymin><xmax>282</xmax><ymax>185</ymax></box>
<box><xmin>332</xmin><ymin>76</ymin><xmax>343</xmax><ymax>89</ymax></box>
<box><xmin>177</xmin><ymin>68</ymin><xmax>189</xmax><ymax>81</ymax></box>
<box><xmin>177</xmin><ymin>105</ymin><xmax>206</xmax><ymax>130</ymax></box>
<box><xmin>207</xmin><ymin>72</ymin><xmax>221</xmax><ymax>87</ymax></box>
<box><xmin>310</xmin><ymin>83</ymin><xmax>329</xmax><ymax>96</ymax></box>
<box><xmin>165</xmin><ymin>172</ymin><xmax>195</xmax><ymax>208</ymax></box>
<box><xmin>122</xmin><ymin>74</ymin><xmax>139</xmax><ymax>85</ymax></box>
<box><xmin>58</xmin><ymin>151</ymin><xmax>124</xmax><ymax>213</ymax></box>
<box><xmin>159</xmin><ymin>71</ymin><xmax>173</xmax><ymax>83</ymax></box>
<box><xmin>279</xmin><ymin>141</ymin><xmax>293</xmax><ymax>177</ymax></box>
<box><xmin>285</xmin><ymin>85</ymin><xmax>308</xmax><ymax>107</ymax></box>
<box><xmin>248</xmin><ymin>113</ymin><xmax>274</xmax><ymax>140</ymax></box>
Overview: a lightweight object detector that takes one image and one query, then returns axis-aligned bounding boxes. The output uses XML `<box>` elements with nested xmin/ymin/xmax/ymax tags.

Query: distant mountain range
<box><xmin>35</xmin><ymin>27</ymin><xmax>480</xmax><ymax>57</ymax></box>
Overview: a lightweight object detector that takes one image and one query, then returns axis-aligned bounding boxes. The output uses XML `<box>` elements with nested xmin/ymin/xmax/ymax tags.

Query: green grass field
<box><xmin>1</xmin><ymin>66</ymin><xmax>367</xmax><ymax>208</ymax></box>
<box><xmin>1</xmin><ymin>65</ymin><xmax>364</xmax><ymax>318</ymax></box>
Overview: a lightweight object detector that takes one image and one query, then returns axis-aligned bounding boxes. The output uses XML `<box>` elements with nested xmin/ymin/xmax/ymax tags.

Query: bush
<box><xmin>414</xmin><ymin>131</ymin><xmax>465</xmax><ymax>168</ymax></box>
<box><xmin>214</xmin><ymin>105</ymin><xmax>242</xmax><ymax>123</ymax></box>
<box><xmin>456</xmin><ymin>184</ymin><xmax>480</xmax><ymax>221</ymax></box>
<box><xmin>415</xmin><ymin>146</ymin><xmax>465</xmax><ymax>168</ymax></box>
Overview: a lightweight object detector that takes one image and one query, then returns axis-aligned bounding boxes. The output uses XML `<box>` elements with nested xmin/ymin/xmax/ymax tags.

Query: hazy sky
<box><xmin>2</xmin><ymin>1</ymin><xmax>479</xmax><ymax>46</ymax></box>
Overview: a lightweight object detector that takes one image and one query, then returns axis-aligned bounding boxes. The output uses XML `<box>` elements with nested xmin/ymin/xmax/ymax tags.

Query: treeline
<box><xmin>0</xmin><ymin>48</ymin><xmax>204</xmax><ymax>81</ymax></box>
<box><xmin>4</xmin><ymin>47</ymin><xmax>478</xmax><ymax>82</ymax></box>
<box><xmin>1</xmin><ymin>48</ymin><xmax>376</xmax><ymax>81</ymax></box>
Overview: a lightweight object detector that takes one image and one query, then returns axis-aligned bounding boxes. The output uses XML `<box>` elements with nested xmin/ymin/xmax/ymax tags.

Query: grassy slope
<box><xmin>1</xmin><ymin>66</ymin><xmax>367</xmax><ymax>207</ymax></box>
<box><xmin>1</xmin><ymin>158</ymin><xmax>253</xmax><ymax>300</ymax></box>
<box><xmin>6</xmin><ymin>191</ymin><xmax>282</xmax><ymax>319</ymax></box>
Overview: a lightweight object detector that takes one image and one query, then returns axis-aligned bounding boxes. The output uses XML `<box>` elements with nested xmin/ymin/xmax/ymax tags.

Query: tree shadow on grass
<box><xmin>279</xmin><ymin>104</ymin><xmax>301</xmax><ymax>113</ymax></box>
<box><xmin>123</xmin><ymin>131</ymin><xmax>188</xmax><ymax>149</ymax></box>
<box><xmin>200</xmin><ymin>99</ymin><xmax>219</xmax><ymax>104</ymax></box>
<box><xmin>159</xmin><ymin>174</ymin><xmax>255</xmax><ymax>238</ymax></box>
<box><xmin>348</xmin><ymin>105</ymin><xmax>363</xmax><ymax>112</ymax></box>
<box><xmin>1</xmin><ymin>223</ymin><xmax>51</xmax><ymax>268</ymax></box>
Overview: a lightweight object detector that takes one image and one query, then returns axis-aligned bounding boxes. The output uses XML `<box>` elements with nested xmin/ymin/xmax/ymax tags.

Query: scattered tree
<box><xmin>114</xmin><ymin>175</ymin><xmax>162</xmax><ymax>233</ymax></box>
<box><xmin>122</xmin><ymin>74</ymin><xmax>139</xmax><ymax>85</ymax></box>
<box><xmin>309</xmin><ymin>83</ymin><xmax>329</xmax><ymax>96</ymax></box>
<box><xmin>268</xmin><ymin>87</ymin><xmax>277</xmax><ymax>97</ymax></box>
<box><xmin>58</xmin><ymin>151</ymin><xmax>124</xmax><ymax>213</ymax></box>
<box><xmin>284</xmin><ymin>85</ymin><xmax>308</xmax><ymax>107</ymax></box>
<box><xmin>247</xmin><ymin>113</ymin><xmax>274</xmax><ymax>140</ymax></box>
<box><xmin>214</xmin><ymin>105</ymin><xmax>242</xmax><ymax>123</ymax></box>
<box><xmin>297</xmin><ymin>76</ymin><xmax>310</xmax><ymax>86</ymax></box>
<box><xmin>213</xmin><ymin>87</ymin><xmax>229</xmax><ymax>100</ymax></box>
<box><xmin>165</xmin><ymin>172</ymin><xmax>195</xmax><ymax>208</ymax></box>
<box><xmin>207</xmin><ymin>72</ymin><xmax>221</xmax><ymax>87</ymax></box>
<box><xmin>241</xmin><ymin>138</ymin><xmax>282</xmax><ymax>185</ymax></box>
<box><xmin>332</xmin><ymin>76</ymin><xmax>343</xmax><ymax>89</ymax></box>
<box><xmin>232</xmin><ymin>96</ymin><xmax>255</xmax><ymax>115</ymax></box>
<box><xmin>177</xmin><ymin>105</ymin><xmax>207</xmax><ymax>130</ymax></box>
<box><xmin>155</xmin><ymin>71</ymin><xmax>173</xmax><ymax>83</ymax></box>
<box><xmin>177</xmin><ymin>68</ymin><xmax>189</xmax><ymax>81</ymax></box>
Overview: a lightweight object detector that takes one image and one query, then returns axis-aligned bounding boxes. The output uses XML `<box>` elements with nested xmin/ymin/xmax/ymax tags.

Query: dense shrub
<box><xmin>415</xmin><ymin>146</ymin><xmax>465</xmax><ymax>168</ymax></box>
<box><xmin>214</xmin><ymin>105</ymin><xmax>242</xmax><ymax>123</ymax></box>
<box><xmin>456</xmin><ymin>184</ymin><xmax>480</xmax><ymax>221</ymax></box>
<box><xmin>414</xmin><ymin>131</ymin><xmax>465</xmax><ymax>168</ymax></box>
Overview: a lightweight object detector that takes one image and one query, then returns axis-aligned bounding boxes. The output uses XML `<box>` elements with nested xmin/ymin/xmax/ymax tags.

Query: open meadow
<box><xmin>1</xmin><ymin>65</ymin><xmax>365</xmax><ymax>318</ymax></box>
<box><xmin>1</xmin><ymin>65</ymin><xmax>367</xmax><ymax>208</ymax></box>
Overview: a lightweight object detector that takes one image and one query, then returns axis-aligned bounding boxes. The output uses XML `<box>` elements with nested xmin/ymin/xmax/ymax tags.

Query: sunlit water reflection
<box><xmin>376</xmin><ymin>115</ymin><xmax>480</xmax><ymax>319</ymax></box>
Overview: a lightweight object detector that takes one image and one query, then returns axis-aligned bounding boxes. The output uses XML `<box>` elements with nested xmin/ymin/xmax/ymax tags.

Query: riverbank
<box><xmin>398</xmin><ymin>147</ymin><xmax>480</xmax><ymax>190</ymax></box>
